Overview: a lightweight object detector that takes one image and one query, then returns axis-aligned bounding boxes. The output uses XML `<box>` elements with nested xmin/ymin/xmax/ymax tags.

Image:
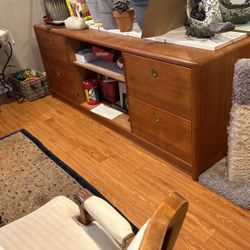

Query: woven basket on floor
<box><xmin>8</xmin><ymin>72</ymin><xmax>50</xmax><ymax>101</ymax></box>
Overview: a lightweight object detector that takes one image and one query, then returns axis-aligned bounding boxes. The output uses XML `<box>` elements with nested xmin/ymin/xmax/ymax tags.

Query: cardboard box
<box><xmin>75</xmin><ymin>49</ymin><xmax>97</xmax><ymax>63</ymax></box>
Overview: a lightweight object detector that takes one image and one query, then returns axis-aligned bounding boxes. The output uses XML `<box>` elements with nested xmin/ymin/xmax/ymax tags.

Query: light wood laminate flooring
<box><xmin>0</xmin><ymin>95</ymin><xmax>249</xmax><ymax>249</ymax></box>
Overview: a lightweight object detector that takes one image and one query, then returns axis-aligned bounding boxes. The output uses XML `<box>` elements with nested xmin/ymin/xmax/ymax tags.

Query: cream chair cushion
<box><xmin>0</xmin><ymin>196</ymin><xmax>121</xmax><ymax>250</ymax></box>
<box><xmin>127</xmin><ymin>220</ymin><xmax>149</xmax><ymax>250</ymax></box>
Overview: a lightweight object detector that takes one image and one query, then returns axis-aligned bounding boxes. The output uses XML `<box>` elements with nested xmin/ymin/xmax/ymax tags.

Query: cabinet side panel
<box><xmin>192</xmin><ymin>43</ymin><xmax>250</xmax><ymax>179</ymax></box>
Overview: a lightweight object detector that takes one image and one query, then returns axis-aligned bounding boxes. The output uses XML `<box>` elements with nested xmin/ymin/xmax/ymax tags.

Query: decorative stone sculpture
<box><xmin>186</xmin><ymin>0</ymin><xmax>235</xmax><ymax>38</ymax></box>
<box><xmin>220</xmin><ymin>0</ymin><xmax>250</xmax><ymax>24</ymax></box>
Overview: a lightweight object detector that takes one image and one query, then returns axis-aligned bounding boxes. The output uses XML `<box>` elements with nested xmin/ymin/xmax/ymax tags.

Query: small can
<box><xmin>83</xmin><ymin>79</ymin><xmax>101</xmax><ymax>105</ymax></box>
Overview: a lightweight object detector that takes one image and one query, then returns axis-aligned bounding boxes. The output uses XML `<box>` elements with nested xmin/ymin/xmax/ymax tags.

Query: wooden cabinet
<box><xmin>125</xmin><ymin>53</ymin><xmax>192</xmax><ymax>169</ymax></box>
<box><xmin>124</xmin><ymin>53</ymin><xmax>192</xmax><ymax>119</ymax></box>
<box><xmin>43</xmin><ymin>60</ymin><xmax>84</xmax><ymax>103</ymax></box>
<box><xmin>34</xmin><ymin>28</ymin><xmax>86</xmax><ymax>104</ymax></box>
<box><xmin>35</xmin><ymin>29</ymin><xmax>69</xmax><ymax>64</ymax></box>
<box><xmin>129</xmin><ymin>97</ymin><xmax>192</xmax><ymax>163</ymax></box>
<box><xmin>34</xmin><ymin>23</ymin><xmax>250</xmax><ymax>180</ymax></box>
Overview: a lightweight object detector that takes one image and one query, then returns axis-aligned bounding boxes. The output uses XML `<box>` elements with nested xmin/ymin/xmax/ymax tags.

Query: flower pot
<box><xmin>97</xmin><ymin>0</ymin><xmax>118</xmax><ymax>29</ymax></box>
<box><xmin>131</xmin><ymin>0</ymin><xmax>149</xmax><ymax>30</ymax></box>
<box><xmin>85</xmin><ymin>0</ymin><xmax>102</xmax><ymax>23</ymax></box>
<box><xmin>113</xmin><ymin>9</ymin><xmax>134</xmax><ymax>32</ymax></box>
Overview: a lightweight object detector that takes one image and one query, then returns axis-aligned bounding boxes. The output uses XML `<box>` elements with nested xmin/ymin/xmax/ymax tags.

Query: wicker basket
<box><xmin>8</xmin><ymin>71</ymin><xmax>50</xmax><ymax>101</ymax></box>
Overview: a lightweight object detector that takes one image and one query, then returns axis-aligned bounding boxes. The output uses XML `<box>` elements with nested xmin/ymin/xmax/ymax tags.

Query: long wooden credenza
<box><xmin>34</xmin><ymin>23</ymin><xmax>250</xmax><ymax>180</ymax></box>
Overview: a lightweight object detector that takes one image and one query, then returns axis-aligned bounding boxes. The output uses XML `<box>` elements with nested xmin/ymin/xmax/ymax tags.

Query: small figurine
<box><xmin>64</xmin><ymin>3</ymin><xmax>86</xmax><ymax>29</ymax></box>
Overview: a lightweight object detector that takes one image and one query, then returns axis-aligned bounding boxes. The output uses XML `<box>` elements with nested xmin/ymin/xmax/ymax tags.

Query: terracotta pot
<box><xmin>113</xmin><ymin>9</ymin><xmax>134</xmax><ymax>32</ymax></box>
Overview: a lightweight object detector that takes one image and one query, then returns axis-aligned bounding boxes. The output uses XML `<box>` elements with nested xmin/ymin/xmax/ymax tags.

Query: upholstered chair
<box><xmin>0</xmin><ymin>189</ymin><xmax>188</xmax><ymax>250</ymax></box>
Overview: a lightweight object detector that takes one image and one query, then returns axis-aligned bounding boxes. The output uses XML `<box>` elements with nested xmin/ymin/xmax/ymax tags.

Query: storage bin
<box><xmin>101</xmin><ymin>79</ymin><xmax>119</xmax><ymax>102</ymax></box>
<box><xmin>8</xmin><ymin>71</ymin><xmax>50</xmax><ymax>101</ymax></box>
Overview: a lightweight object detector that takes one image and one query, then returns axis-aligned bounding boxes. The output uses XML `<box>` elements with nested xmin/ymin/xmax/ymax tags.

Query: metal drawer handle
<box><xmin>151</xmin><ymin>69</ymin><xmax>158</xmax><ymax>78</ymax></box>
<box><xmin>155</xmin><ymin>116</ymin><xmax>160</xmax><ymax>123</ymax></box>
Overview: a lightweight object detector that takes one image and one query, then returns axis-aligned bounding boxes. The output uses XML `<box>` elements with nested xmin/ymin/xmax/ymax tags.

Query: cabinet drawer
<box><xmin>124</xmin><ymin>53</ymin><xmax>192</xmax><ymax>119</ymax></box>
<box><xmin>35</xmin><ymin>29</ymin><xmax>69</xmax><ymax>64</ymax></box>
<box><xmin>129</xmin><ymin>97</ymin><xmax>192</xmax><ymax>163</ymax></box>
<box><xmin>44</xmin><ymin>60</ymin><xmax>84</xmax><ymax>103</ymax></box>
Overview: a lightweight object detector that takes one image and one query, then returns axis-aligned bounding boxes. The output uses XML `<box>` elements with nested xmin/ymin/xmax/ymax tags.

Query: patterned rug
<box><xmin>0</xmin><ymin>129</ymin><xmax>137</xmax><ymax>233</ymax></box>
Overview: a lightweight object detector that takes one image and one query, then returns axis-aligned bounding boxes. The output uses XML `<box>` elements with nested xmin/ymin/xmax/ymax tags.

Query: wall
<box><xmin>0</xmin><ymin>0</ymin><xmax>45</xmax><ymax>73</ymax></box>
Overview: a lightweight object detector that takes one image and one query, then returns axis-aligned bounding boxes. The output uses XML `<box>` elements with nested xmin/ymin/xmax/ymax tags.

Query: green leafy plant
<box><xmin>112</xmin><ymin>0</ymin><xmax>131</xmax><ymax>12</ymax></box>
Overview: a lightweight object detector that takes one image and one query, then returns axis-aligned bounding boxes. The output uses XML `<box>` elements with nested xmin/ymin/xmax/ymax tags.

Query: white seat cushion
<box><xmin>0</xmin><ymin>196</ymin><xmax>120</xmax><ymax>250</ymax></box>
<box><xmin>127</xmin><ymin>220</ymin><xmax>149</xmax><ymax>250</ymax></box>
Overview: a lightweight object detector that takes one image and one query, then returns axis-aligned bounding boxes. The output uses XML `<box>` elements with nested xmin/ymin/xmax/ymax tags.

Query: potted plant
<box><xmin>112</xmin><ymin>0</ymin><xmax>134</xmax><ymax>32</ymax></box>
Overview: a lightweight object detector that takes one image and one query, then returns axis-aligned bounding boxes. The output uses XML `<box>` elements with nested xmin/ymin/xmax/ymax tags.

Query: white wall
<box><xmin>0</xmin><ymin>0</ymin><xmax>45</xmax><ymax>73</ymax></box>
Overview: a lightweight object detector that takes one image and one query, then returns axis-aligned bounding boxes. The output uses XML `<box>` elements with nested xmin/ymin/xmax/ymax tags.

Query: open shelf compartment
<box><xmin>81</xmin><ymin>102</ymin><xmax>130</xmax><ymax>132</ymax></box>
<box><xmin>74</xmin><ymin>59</ymin><xmax>125</xmax><ymax>82</ymax></box>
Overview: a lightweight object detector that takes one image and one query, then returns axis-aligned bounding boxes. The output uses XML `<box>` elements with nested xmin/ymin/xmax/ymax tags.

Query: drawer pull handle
<box><xmin>57</xmin><ymin>72</ymin><xmax>60</xmax><ymax>77</ymax></box>
<box><xmin>155</xmin><ymin>116</ymin><xmax>160</xmax><ymax>123</ymax></box>
<box><xmin>151</xmin><ymin>69</ymin><xmax>158</xmax><ymax>78</ymax></box>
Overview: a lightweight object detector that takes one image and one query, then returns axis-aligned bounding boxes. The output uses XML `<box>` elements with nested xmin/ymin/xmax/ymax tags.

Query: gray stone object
<box><xmin>220</xmin><ymin>0</ymin><xmax>250</xmax><ymax>24</ymax></box>
<box><xmin>186</xmin><ymin>0</ymin><xmax>235</xmax><ymax>38</ymax></box>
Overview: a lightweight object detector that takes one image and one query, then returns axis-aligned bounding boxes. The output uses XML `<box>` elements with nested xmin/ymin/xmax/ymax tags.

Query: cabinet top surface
<box><xmin>34</xmin><ymin>23</ymin><xmax>250</xmax><ymax>67</ymax></box>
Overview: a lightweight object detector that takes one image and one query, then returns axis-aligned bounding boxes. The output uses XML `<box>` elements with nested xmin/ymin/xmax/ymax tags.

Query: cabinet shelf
<box><xmin>74</xmin><ymin>59</ymin><xmax>125</xmax><ymax>82</ymax></box>
<box><xmin>81</xmin><ymin>102</ymin><xmax>130</xmax><ymax>132</ymax></box>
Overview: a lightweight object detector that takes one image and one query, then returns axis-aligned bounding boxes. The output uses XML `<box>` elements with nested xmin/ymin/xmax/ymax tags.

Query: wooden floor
<box><xmin>0</xmin><ymin>95</ymin><xmax>249</xmax><ymax>249</ymax></box>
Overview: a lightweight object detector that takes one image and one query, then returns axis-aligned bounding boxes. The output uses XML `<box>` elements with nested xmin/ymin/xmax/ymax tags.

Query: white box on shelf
<box><xmin>75</xmin><ymin>49</ymin><xmax>97</xmax><ymax>63</ymax></box>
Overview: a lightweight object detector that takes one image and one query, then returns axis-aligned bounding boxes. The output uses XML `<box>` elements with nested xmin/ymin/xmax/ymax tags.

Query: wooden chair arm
<box><xmin>74</xmin><ymin>189</ymin><xmax>93</xmax><ymax>225</ymax></box>
<box><xmin>139</xmin><ymin>192</ymin><xmax>188</xmax><ymax>250</ymax></box>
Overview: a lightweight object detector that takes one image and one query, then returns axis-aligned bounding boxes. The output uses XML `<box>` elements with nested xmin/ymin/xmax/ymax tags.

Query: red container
<box><xmin>92</xmin><ymin>46</ymin><xmax>119</xmax><ymax>62</ymax></box>
<box><xmin>83</xmin><ymin>79</ymin><xmax>101</xmax><ymax>105</ymax></box>
<box><xmin>101</xmin><ymin>79</ymin><xmax>120</xmax><ymax>103</ymax></box>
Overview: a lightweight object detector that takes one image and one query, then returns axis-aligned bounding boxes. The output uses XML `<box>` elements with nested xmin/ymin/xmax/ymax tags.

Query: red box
<box><xmin>101</xmin><ymin>79</ymin><xmax>119</xmax><ymax>103</ymax></box>
<box><xmin>92</xmin><ymin>46</ymin><xmax>118</xmax><ymax>62</ymax></box>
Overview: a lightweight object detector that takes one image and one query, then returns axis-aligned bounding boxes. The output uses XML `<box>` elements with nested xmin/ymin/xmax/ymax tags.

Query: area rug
<box><xmin>199</xmin><ymin>158</ymin><xmax>250</xmax><ymax>209</ymax></box>
<box><xmin>0</xmin><ymin>129</ymin><xmax>138</xmax><ymax>233</ymax></box>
